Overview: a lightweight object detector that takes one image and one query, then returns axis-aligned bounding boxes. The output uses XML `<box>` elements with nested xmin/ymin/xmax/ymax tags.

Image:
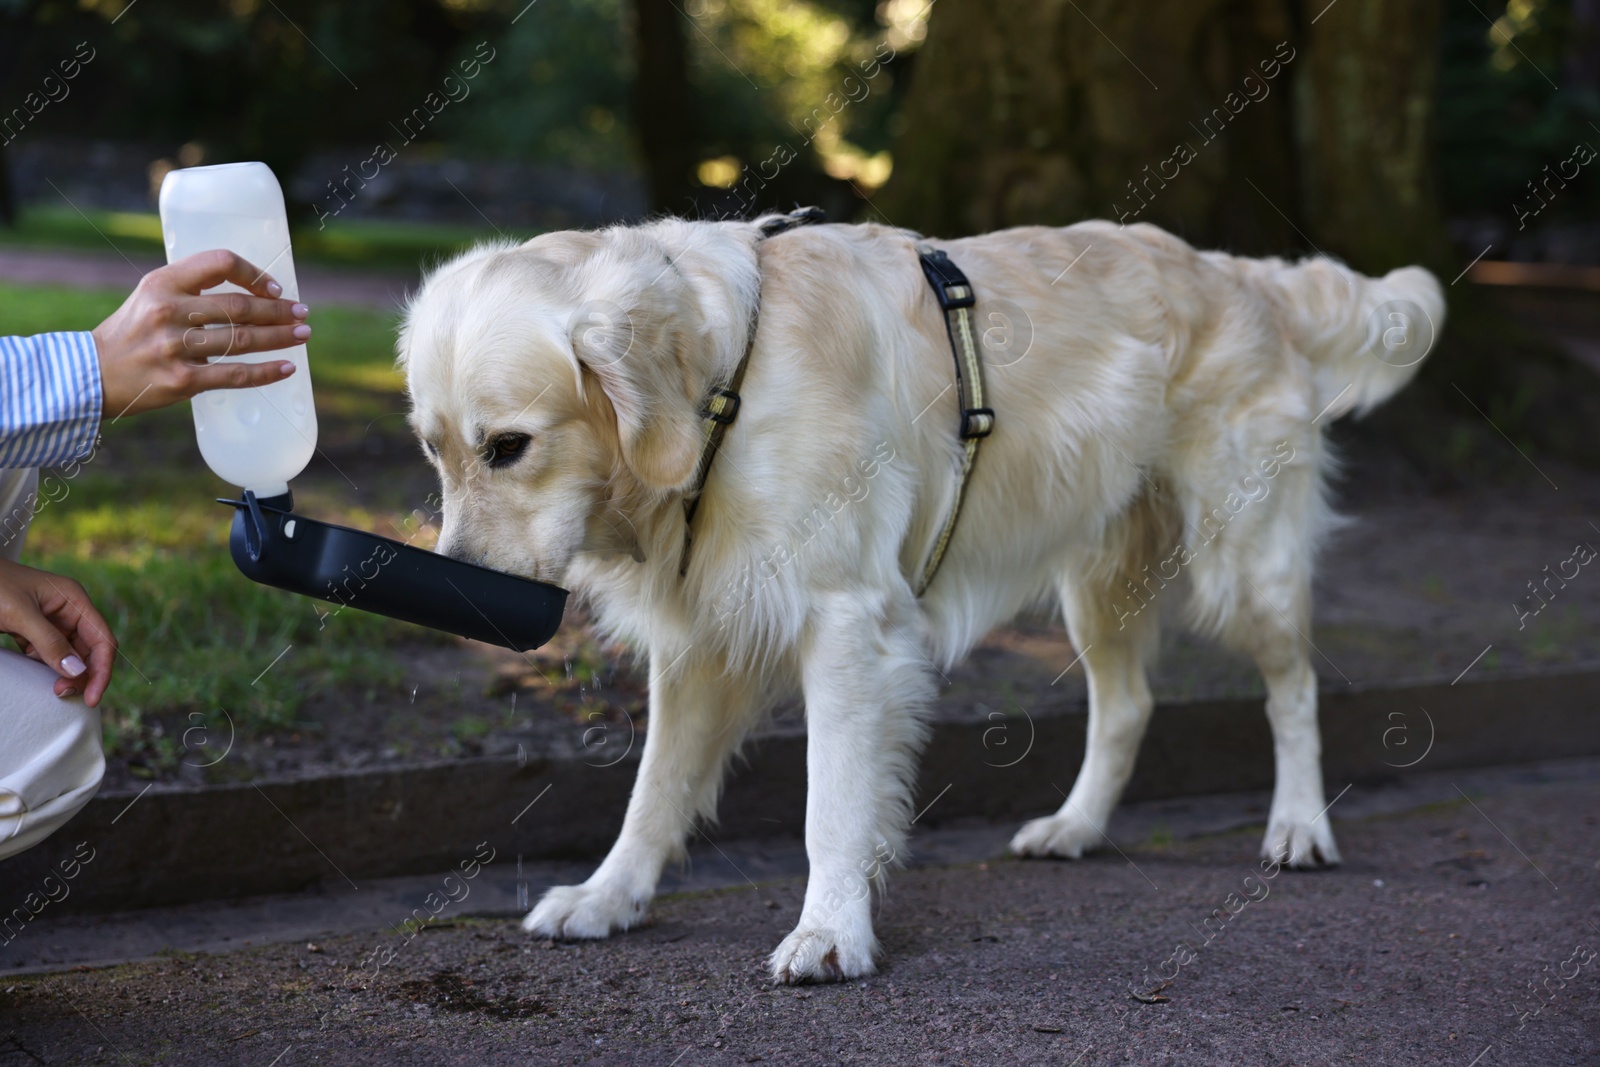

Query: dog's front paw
<box><xmin>522</xmin><ymin>882</ymin><xmax>646</xmax><ymax>940</ymax></box>
<box><xmin>1261</xmin><ymin>818</ymin><xmax>1341</xmax><ymax>869</ymax></box>
<box><xmin>769</xmin><ymin>925</ymin><xmax>877</xmax><ymax>985</ymax></box>
<box><xmin>1009</xmin><ymin>811</ymin><xmax>1103</xmax><ymax>859</ymax></box>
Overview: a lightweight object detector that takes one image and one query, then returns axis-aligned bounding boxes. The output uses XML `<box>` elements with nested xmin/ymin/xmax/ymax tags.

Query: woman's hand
<box><xmin>0</xmin><ymin>558</ymin><xmax>117</xmax><ymax>706</ymax></box>
<box><xmin>92</xmin><ymin>249</ymin><xmax>312</xmax><ymax>419</ymax></box>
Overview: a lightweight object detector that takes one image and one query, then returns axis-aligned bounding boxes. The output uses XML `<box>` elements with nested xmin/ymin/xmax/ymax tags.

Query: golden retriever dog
<box><xmin>399</xmin><ymin>216</ymin><xmax>1443</xmax><ymax>983</ymax></box>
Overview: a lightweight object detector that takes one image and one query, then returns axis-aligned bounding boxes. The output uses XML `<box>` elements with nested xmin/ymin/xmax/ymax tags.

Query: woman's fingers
<box><xmin>53</xmin><ymin>631</ymin><xmax>96</xmax><ymax>700</ymax></box>
<box><xmin>164</xmin><ymin>249</ymin><xmax>284</xmax><ymax>300</ymax></box>
<box><xmin>40</xmin><ymin>578</ymin><xmax>118</xmax><ymax>707</ymax></box>
<box><xmin>94</xmin><ymin>248</ymin><xmax>313</xmax><ymax>418</ymax></box>
<box><xmin>181</xmin><ymin>322</ymin><xmax>311</xmax><ymax>361</ymax></box>
<box><xmin>4</xmin><ymin>600</ymin><xmax>85</xmax><ymax>689</ymax></box>
<box><xmin>183</xmin><ymin>357</ymin><xmax>299</xmax><ymax>397</ymax></box>
<box><xmin>177</xmin><ymin>289</ymin><xmax>309</xmax><ymax>362</ymax></box>
<box><xmin>78</xmin><ymin>625</ymin><xmax>116</xmax><ymax>706</ymax></box>
<box><xmin>181</xmin><ymin>293</ymin><xmax>308</xmax><ymax>329</ymax></box>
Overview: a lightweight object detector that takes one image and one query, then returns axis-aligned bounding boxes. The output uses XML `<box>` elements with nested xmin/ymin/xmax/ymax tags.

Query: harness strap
<box><xmin>679</xmin><ymin>206</ymin><xmax>827</xmax><ymax>577</ymax></box>
<box><xmin>913</xmin><ymin>244</ymin><xmax>992</xmax><ymax>596</ymax></box>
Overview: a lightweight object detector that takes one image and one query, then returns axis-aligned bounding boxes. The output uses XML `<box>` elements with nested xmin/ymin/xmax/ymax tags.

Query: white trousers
<box><xmin>0</xmin><ymin>468</ymin><xmax>105</xmax><ymax>861</ymax></box>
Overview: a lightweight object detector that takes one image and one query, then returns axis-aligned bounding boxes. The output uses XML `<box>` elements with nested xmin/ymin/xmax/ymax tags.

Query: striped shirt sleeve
<box><xmin>0</xmin><ymin>332</ymin><xmax>103</xmax><ymax>469</ymax></box>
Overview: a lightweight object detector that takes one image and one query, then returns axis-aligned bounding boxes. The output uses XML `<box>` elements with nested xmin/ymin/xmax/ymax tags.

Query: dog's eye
<box><xmin>484</xmin><ymin>432</ymin><xmax>532</xmax><ymax>469</ymax></box>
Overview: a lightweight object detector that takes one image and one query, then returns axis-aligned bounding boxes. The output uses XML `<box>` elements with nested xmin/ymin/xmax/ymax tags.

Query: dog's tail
<box><xmin>1244</xmin><ymin>256</ymin><xmax>1446</xmax><ymax>421</ymax></box>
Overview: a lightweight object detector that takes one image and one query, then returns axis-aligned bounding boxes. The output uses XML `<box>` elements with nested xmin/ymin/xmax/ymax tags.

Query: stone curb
<box><xmin>5</xmin><ymin>668</ymin><xmax>1594</xmax><ymax>915</ymax></box>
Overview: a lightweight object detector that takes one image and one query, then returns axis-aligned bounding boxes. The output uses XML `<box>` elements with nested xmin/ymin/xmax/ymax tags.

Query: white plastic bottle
<box><xmin>158</xmin><ymin>162</ymin><xmax>316</xmax><ymax>498</ymax></box>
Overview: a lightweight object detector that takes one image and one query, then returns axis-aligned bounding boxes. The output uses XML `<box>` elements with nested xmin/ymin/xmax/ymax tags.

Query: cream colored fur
<box><xmin>400</xmin><ymin>217</ymin><xmax>1444</xmax><ymax>984</ymax></box>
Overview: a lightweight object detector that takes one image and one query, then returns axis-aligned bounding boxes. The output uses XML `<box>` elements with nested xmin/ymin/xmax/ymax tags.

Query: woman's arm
<box><xmin>0</xmin><ymin>331</ymin><xmax>101</xmax><ymax>470</ymax></box>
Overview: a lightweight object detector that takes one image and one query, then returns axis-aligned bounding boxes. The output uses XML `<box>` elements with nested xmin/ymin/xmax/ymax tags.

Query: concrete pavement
<box><xmin>3</xmin><ymin>757</ymin><xmax>1596</xmax><ymax>1065</ymax></box>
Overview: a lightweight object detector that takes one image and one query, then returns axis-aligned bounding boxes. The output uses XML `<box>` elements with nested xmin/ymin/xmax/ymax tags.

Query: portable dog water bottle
<box><xmin>159</xmin><ymin>162</ymin><xmax>566</xmax><ymax>651</ymax></box>
<box><xmin>161</xmin><ymin>162</ymin><xmax>316</xmax><ymax>498</ymax></box>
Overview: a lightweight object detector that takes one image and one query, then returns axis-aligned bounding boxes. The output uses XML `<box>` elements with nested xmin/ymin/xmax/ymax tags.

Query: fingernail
<box><xmin>291</xmin><ymin>302</ymin><xmax>309</xmax><ymax>319</ymax></box>
<box><xmin>293</xmin><ymin>324</ymin><xmax>312</xmax><ymax>341</ymax></box>
<box><xmin>61</xmin><ymin>655</ymin><xmax>87</xmax><ymax>677</ymax></box>
<box><xmin>267</xmin><ymin>281</ymin><xmax>283</xmax><ymax>298</ymax></box>
<box><xmin>58</xmin><ymin>687</ymin><xmax>78</xmax><ymax>700</ymax></box>
<box><xmin>279</xmin><ymin>361</ymin><xmax>297</xmax><ymax>375</ymax></box>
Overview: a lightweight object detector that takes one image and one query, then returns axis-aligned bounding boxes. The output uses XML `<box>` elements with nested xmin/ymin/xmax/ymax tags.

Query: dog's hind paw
<box><xmin>522</xmin><ymin>883</ymin><xmax>646</xmax><ymax>940</ymax></box>
<box><xmin>1008</xmin><ymin>812</ymin><xmax>1103</xmax><ymax>859</ymax></box>
<box><xmin>769</xmin><ymin>926</ymin><xmax>877</xmax><ymax>985</ymax></box>
<box><xmin>1261</xmin><ymin>818</ymin><xmax>1342</xmax><ymax>869</ymax></box>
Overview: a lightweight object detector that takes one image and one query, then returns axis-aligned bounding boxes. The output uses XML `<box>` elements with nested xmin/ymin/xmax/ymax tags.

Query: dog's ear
<box><xmin>568</xmin><ymin>287</ymin><xmax>706</xmax><ymax>491</ymax></box>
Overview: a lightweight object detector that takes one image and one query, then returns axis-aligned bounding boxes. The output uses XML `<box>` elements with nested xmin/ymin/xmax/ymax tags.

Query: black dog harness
<box><xmin>678</xmin><ymin>208</ymin><xmax>994</xmax><ymax>595</ymax></box>
<box><xmin>677</xmin><ymin>207</ymin><xmax>827</xmax><ymax>576</ymax></box>
<box><xmin>910</xmin><ymin>243</ymin><xmax>993</xmax><ymax>594</ymax></box>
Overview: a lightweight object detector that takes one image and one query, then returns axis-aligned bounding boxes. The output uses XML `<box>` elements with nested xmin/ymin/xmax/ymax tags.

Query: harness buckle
<box><xmin>759</xmin><ymin>206</ymin><xmax>828</xmax><ymax>237</ymax></box>
<box><xmin>703</xmin><ymin>388</ymin><xmax>741</xmax><ymax>425</ymax></box>
<box><xmin>918</xmin><ymin>248</ymin><xmax>976</xmax><ymax>310</ymax></box>
<box><xmin>940</xmin><ymin>284</ymin><xmax>976</xmax><ymax>310</ymax></box>
<box><xmin>960</xmin><ymin>407</ymin><xmax>995</xmax><ymax>439</ymax></box>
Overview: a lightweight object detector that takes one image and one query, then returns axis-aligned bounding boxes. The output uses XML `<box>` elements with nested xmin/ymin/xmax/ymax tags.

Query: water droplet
<box><xmin>410</xmin><ymin>685</ymin><xmax>418</xmax><ymax>704</ymax></box>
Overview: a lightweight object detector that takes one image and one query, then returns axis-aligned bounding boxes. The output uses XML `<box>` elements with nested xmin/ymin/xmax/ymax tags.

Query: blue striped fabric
<box><xmin>0</xmin><ymin>332</ymin><xmax>102</xmax><ymax>470</ymax></box>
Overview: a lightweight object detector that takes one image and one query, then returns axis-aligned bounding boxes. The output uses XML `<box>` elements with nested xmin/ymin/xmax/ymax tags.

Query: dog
<box><xmin>399</xmin><ymin>215</ymin><xmax>1443</xmax><ymax>983</ymax></box>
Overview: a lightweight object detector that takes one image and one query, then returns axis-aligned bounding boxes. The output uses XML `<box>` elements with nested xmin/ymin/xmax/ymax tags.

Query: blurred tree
<box><xmin>1436</xmin><ymin>0</ymin><xmax>1599</xmax><ymax>228</ymax></box>
<box><xmin>0</xmin><ymin>0</ymin><xmax>913</xmax><ymax>222</ymax></box>
<box><xmin>1571</xmin><ymin>0</ymin><xmax>1600</xmax><ymax>91</ymax></box>
<box><xmin>1297</xmin><ymin>0</ymin><xmax>1453</xmax><ymax>272</ymax></box>
<box><xmin>632</xmin><ymin>0</ymin><xmax>699</xmax><ymax>211</ymax></box>
<box><xmin>0</xmin><ymin>0</ymin><xmax>41</xmax><ymax>226</ymax></box>
<box><xmin>627</xmin><ymin>0</ymin><xmax>914</xmax><ymax>216</ymax></box>
<box><xmin>444</xmin><ymin>0</ymin><xmax>635</xmax><ymax>170</ymax></box>
<box><xmin>0</xmin><ymin>0</ymin><xmax>495</xmax><ymax>216</ymax></box>
<box><xmin>0</xmin><ymin>149</ymin><xmax>15</xmax><ymax>227</ymax></box>
<box><xmin>875</xmin><ymin>0</ymin><xmax>1303</xmax><ymax>256</ymax></box>
<box><xmin>877</xmin><ymin>0</ymin><xmax>1455</xmax><ymax>275</ymax></box>
<box><xmin>448</xmin><ymin>0</ymin><xmax>913</xmax><ymax>217</ymax></box>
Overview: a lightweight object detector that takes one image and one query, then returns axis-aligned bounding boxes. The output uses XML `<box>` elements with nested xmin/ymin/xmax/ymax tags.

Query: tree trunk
<box><xmin>875</xmin><ymin>0</ymin><xmax>1303</xmax><ymax>254</ymax></box>
<box><xmin>631</xmin><ymin>0</ymin><xmax>699</xmax><ymax>215</ymax></box>
<box><xmin>0</xmin><ymin>145</ymin><xmax>16</xmax><ymax>229</ymax></box>
<box><xmin>876</xmin><ymin>0</ymin><xmax>1454</xmax><ymax>275</ymax></box>
<box><xmin>1295</xmin><ymin>0</ymin><xmax>1453</xmax><ymax>273</ymax></box>
<box><xmin>0</xmin><ymin>7</ymin><xmax>32</xmax><ymax>229</ymax></box>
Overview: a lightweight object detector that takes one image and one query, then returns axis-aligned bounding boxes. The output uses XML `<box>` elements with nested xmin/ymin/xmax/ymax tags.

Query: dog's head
<box><xmin>400</xmin><ymin>228</ymin><xmax>743</xmax><ymax>583</ymax></box>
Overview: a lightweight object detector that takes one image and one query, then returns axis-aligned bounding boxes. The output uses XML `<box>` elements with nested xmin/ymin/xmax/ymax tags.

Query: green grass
<box><xmin>0</xmin><ymin>281</ymin><xmax>407</xmax><ymax>425</ymax></box>
<box><xmin>1</xmin><ymin>281</ymin><xmax>431</xmax><ymax>772</ymax></box>
<box><xmin>29</xmin><ymin>547</ymin><xmax>411</xmax><ymax>777</ymax></box>
<box><xmin>0</xmin><ymin>204</ymin><xmax>517</xmax><ymax>274</ymax></box>
<box><xmin>0</xmin><ymin>280</ymin><xmax>123</xmax><ymax>333</ymax></box>
<box><xmin>299</xmin><ymin>217</ymin><xmax>519</xmax><ymax>273</ymax></box>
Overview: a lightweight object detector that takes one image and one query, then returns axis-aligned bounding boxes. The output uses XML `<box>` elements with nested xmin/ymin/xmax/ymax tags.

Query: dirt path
<box><xmin>5</xmin><ymin>759</ymin><xmax>1596</xmax><ymax>1065</ymax></box>
<box><xmin>0</xmin><ymin>245</ymin><xmax>417</xmax><ymax>310</ymax></box>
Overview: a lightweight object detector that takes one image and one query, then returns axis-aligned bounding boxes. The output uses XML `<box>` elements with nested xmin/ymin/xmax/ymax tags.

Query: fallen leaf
<box><xmin>1129</xmin><ymin>981</ymin><xmax>1172</xmax><ymax>1004</ymax></box>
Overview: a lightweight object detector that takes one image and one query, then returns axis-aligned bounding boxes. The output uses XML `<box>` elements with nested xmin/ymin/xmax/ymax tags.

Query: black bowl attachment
<box><xmin>221</xmin><ymin>490</ymin><xmax>567</xmax><ymax>652</ymax></box>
